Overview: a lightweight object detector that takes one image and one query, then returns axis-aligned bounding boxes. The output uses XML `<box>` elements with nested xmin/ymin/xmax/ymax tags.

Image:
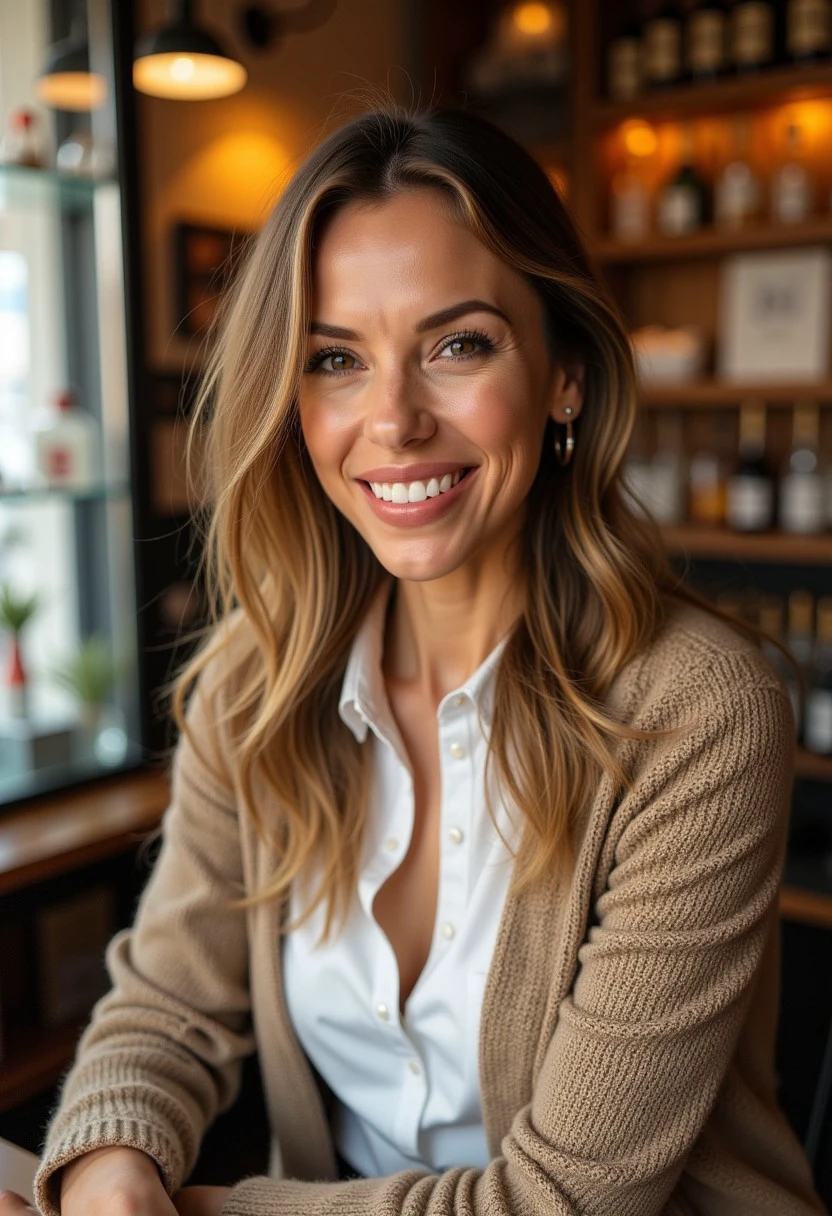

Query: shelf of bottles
<box><xmin>597</xmin><ymin>0</ymin><xmax>832</xmax><ymax>255</ymax></box>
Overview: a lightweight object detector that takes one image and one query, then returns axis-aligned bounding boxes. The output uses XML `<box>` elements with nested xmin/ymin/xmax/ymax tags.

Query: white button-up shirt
<box><xmin>282</xmin><ymin>584</ymin><xmax>519</xmax><ymax>1177</ymax></box>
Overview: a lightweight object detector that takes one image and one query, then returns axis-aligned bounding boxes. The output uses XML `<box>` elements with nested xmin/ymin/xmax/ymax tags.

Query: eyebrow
<box><xmin>308</xmin><ymin>299</ymin><xmax>512</xmax><ymax>340</ymax></box>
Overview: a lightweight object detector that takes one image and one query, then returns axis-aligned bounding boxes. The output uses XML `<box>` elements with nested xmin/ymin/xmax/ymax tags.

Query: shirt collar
<box><xmin>338</xmin><ymin>580</ymin><xmax>509</xmax><ymax>743</ymax></box>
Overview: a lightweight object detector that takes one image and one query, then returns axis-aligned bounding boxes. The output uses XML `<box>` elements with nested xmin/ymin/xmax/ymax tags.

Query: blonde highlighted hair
<box><xmin>173</xmin><ymin>104</ymin><xmax>769</xmax><ymax>940</ymax></box>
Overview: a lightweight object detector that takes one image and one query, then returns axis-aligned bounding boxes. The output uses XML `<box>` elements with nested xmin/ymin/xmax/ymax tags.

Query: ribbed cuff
<box><xmin>34</xmin><ymin>1120</ymin><xmax>185</xmax><ymax>1216</ymax></box>
<box><xmin>220</xmin><ymin>1176</ymin><xmax>391</xmax><ymax>1216</ymax></box>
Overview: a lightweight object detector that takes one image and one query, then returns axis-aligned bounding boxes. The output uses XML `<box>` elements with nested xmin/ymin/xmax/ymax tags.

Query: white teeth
<box><xmin>368</xmin><ymin>470</ymin><xmax>468</xmax><ymax>501</ymax></box>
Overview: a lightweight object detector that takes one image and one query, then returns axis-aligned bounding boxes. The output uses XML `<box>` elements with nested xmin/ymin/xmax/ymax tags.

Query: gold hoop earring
<box><xmin>554</xmin><ymin>408</ymin><xmax>575</xmax><ymax>467</ymax></box>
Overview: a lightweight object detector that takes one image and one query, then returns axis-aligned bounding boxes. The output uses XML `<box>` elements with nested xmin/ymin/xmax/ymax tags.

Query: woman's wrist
<box><xmin>60</xmin><ymin>1144</ymin><xmax>164</xmax><ymax>1199</ymax></box>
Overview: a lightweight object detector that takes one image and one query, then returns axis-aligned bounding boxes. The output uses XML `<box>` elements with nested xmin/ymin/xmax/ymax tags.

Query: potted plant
<box><xmin>0</xmin><ymin>584</ymin><xmax>39</xmax><ymax>717</ymax></box>
<box><xmin>52</xmin><ymin>636</ymin><xmax>127</xmax><ymax>767</ymax></box>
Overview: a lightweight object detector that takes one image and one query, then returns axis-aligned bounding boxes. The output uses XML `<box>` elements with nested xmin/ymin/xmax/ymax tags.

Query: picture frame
<box><xmin>718</xmin><ymin>247</ymin><xmax>832</xmax><ymax>383</ymax></box>
<box><xmin>172</xmin><ymin>221</ymin><xmax>251</xmax><ymax>338</ymax></box>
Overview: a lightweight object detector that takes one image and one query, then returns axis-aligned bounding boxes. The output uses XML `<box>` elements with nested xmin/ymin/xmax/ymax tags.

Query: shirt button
<box><xmin>376</xmin><ymin>1003</ymin><xmax>390</xmax><ymax>1020</ymax></box>
<box><xmin>448</xmin><ymin>741</ymin><xmax>466</xmax><ymax>759</ymax></box>
<box><xmin>408</xmin><ymin>1059</ymin><xmax>422</xmax><ymax>1076</ymax></box>
<box><xmin>383</xmin><ymin>837</ymin><xmax>399</xmax><ymax>852</ymax></box>
<box><xmin>441</xmin><ymin>922</ymin><xmax>455</xmax><ymax>940</ymax></box>
<box><xmin>448</xmin><ymin>827</ymin><xmax>464</xmax><ymax>845</ymax></box>
<box><xmin>452</xmin><ymin>694</ymin><xmax>466</xmax><ymax>707</ymax></box>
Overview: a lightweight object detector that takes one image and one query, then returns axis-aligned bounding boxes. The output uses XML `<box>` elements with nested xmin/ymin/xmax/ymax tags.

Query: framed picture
<box><xmin>718</xmin><ymin>247</ymin><xmax>832</xmax><ymax>383</ymax></box>
<box><xmin>172</xmin><ymin>221</ymin><xmax>252</xmax><ymax>338</ymax></box>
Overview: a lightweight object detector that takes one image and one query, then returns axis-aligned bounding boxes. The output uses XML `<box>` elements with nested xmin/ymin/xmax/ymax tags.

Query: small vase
<box><xmin>6</xmin><ymin>633</ymin><xmax>27</xmax><ymax>717</ymax></box>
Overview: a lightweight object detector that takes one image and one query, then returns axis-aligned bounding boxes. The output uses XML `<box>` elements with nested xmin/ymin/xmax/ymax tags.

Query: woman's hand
<box><xmin>0</xmin><ymin>1191</ymin><xmax>36</xmax><ymax>1215</ymax></box>
<box><xmin>58</xmin><ymin>1145</ymin><xmax>178</xmax><ymax>1214</ymax></box>
<box><xmin>173</xmin><ymin>1186</ymin><xmax>233</xmax><ymax>1216</ymax></box>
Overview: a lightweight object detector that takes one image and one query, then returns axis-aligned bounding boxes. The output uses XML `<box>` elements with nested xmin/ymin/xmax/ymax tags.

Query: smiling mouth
<box><xmin>364</xmin><ymin>468</ymin><xmax>473</xmax><ymax>503</ymax></box>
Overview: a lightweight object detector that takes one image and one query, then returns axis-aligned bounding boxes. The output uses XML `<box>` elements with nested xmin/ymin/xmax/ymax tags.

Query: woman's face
<box><xmin>298</xmin><ymin>187</ymin><xmax>581</xmax><ymax>585</ymax></box>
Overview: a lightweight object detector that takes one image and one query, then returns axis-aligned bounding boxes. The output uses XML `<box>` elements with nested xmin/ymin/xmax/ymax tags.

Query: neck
<box><xmin>382</xmin><ymin>558</ymin><xmax>525</xmax><ymax>707</ymax></box>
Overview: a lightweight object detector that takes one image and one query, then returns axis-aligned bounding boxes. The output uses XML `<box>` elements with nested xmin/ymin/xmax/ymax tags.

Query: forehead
<box><xmin>310</xmin><ymin>189</ymin><xmax>533</xmax><ymax>317</ymax></box>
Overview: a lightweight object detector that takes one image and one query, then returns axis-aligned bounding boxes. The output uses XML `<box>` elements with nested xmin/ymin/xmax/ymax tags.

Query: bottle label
<box><xmin>608</xmin><ymin>38</ymin><xmax>641</xmax><ymax>100</ymax></box>
<box><xmin>658</xmin><ymin>185</ymin><xmax>701</xmax><ymax>235</ymax></box>
<box><xmin>732</xmin><ymin>3</ymin><xmax>775</xmax><ymax>65</ymax></box>
<box><xmin>773</xmin><ymin>164</ymin><xmax>812</xmax><ymax>223</ymax></box>
<box><xmin>644</xmin><ymin>19</ymin><xmax>681</xmax><ymax>83</ymax></box>
<box><xmin>788</xmin><ymin>0</ymin><xmax>832</xmax><ymax>55</ymax></box>
<box><xmin>715</xmin><ymin>163</ymin><xmax>762</xmax><ymax>226</ymax></box>
<box><xmin>780</xmin><ymin>474</ymin><xmax>825</xmax><ymax>532</ymax></box>
<box><xmin>689</xmin><ymin>11</ymin><xmax>727</xmax><ymax>73</ymax></box>
<box><xmin>805</xmin><ymin>689</ymin><xmax>832</xmax><ymax>753</ymax></box>
<box><xmin>726</xmin><ymin>477</ymin><xmax>774</xmax><ymax>530</ymax></box>
<box><xmin>612</xmin><ymin>179</ymin><xmax>649</xmax><ymax>241</ymax></box>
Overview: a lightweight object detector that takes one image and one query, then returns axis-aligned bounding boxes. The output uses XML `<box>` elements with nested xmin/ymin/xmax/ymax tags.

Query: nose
<box><xmin>363</xmin><ymin>366</ymin><xmax>436</xmax><ymax>450</ymax></box>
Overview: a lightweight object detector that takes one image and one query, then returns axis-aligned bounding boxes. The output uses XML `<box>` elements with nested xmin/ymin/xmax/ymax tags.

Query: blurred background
<box><xmin>0</xmin><ymin>0</ymin><xmax>830</xmax><ymax>1200</ymax></box>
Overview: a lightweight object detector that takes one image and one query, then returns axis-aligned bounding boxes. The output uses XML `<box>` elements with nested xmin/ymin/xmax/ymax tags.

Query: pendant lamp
<box><xmin>36</xmin><ymin>18</ymin><xmax>108</xmax><ymax>110</ymax></box>
<box><xmin>133</xmin><ymin>0</ymin><xmax>247</xmax><ymax>100</ymax></box>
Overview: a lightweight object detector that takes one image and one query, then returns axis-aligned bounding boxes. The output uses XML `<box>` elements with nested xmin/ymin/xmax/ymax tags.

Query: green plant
<box><xmin>53</xmin><ymin>636</ymin><xmax>116</xmax><ymax>707</ymax></box>
<box><xmin>0</xmin><ymin>584</ymin><xmax>39</xmax><ymax>634</ymax></box>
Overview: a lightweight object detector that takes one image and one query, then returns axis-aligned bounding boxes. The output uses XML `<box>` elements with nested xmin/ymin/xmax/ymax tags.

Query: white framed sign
<box><xmin>718</xmin><ymin>247</ymin><xmax>832</xmax><ymax>382</ymax></box>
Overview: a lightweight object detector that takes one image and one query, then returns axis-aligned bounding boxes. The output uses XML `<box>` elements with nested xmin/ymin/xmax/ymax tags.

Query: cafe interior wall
<box><xmin>134</xmin><ymin>0</ymin><xmax>410</xmax><ymax>371</ymax></box>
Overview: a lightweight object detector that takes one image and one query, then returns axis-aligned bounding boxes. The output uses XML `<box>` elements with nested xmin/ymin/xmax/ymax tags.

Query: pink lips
<box><xmin>359</xmin><ymin>466</ymin><xmax>478</xmax><ymax>527</ymax></box>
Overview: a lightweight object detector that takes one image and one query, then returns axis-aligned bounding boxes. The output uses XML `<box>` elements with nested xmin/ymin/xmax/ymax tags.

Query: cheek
<box><xmin>298</xmin><ymin>400</ymin><xmax>353</xmax><ymax>481</ymax></box>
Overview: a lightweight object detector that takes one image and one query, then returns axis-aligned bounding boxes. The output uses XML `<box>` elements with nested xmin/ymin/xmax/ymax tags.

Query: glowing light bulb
<box><xmin>622</xmin><ymin>119</ymin><xmax>658</xmax><ymax>159</ymax></box>
<box><xmin>513</xmin><ymin>2</ymin><xmax>553</xmax><ymax>37</ymax></box>
<box><xmin>170</xmin><ymin>56</ymin><xmax>196</xmax><ymax>81</ymax></box>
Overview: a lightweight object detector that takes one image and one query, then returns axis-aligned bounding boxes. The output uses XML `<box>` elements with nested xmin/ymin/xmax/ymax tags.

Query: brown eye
<box><xmin>448</xmin><ymin>338</ymin><xmax>476</xmax><ymax>357</ymax></box>
<box><xmin>327</xmin><ymin>351</ymin><xmax>357</xmax><ymax>371</ymax></box>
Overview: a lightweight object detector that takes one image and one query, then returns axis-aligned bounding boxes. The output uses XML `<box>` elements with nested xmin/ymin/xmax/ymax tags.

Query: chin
<box><xmin>370</xmin><ymin>544</ymin><xmax>466</xmax><ymax>584</ymax></box>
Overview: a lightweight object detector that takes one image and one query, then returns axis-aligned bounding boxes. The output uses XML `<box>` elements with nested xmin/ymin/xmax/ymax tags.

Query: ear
<box><xmin>548</xmin><ymin>360</ymin><xmax>585</xmax><ymax>424</ymax></box>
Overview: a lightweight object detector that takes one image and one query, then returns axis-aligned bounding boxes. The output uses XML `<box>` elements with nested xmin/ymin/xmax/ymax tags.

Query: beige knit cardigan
<box><xmin>35</xmin><ymin>603</ymin><xmax>827</xmax><ymax>1216</ymax></box>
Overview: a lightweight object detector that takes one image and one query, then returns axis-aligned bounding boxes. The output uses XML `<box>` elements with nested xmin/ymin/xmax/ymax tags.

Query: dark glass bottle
<box><xmin>725</xmin><ymin>401</ymin><xmax>776</xmax><ymax>532</ymax></box>
<box><xmin>786</xmin><ymin>0</ymin><xmax>832</xmax><ymax>62</ymax></box>
<box><xmin>643</xmin><ymin>0</ymin><xmax>686</xmax><ymax>88</ymax></box>
<box><xmin>729</xmin><ymin>0</ymin><xmax>777</xmax><ymax>72</ymax></box>
<box><xmin>686</xmin><ymin>0</ymin><xmax>730</xmax><ymax>79</ymax></box>
<box><xmin>607</xmin><ymin>18</ymin><xmax>644</xmax><ymax>101</ymax></box>
<box><xmin>657</xmin><ymin>124</ymin><xmax>709</xmax><ymax>235</ymax></box>
<box><xmin>805</xmin><ymin>596</ymin><xmax>832</xmax><ymax>755</ymax></box>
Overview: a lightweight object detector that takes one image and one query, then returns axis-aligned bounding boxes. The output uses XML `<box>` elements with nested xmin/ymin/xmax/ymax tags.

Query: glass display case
<box><xmin>0</xmin><ymin>0</ymin><xmax>141</xmax><ymax>804</ymax></box>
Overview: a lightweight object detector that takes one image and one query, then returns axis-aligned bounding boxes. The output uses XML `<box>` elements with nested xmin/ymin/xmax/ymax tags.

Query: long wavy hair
<box><xmin>173</xmin><ymin>104</ymin><xmax>775</xmax><ymax>940</ymax></box>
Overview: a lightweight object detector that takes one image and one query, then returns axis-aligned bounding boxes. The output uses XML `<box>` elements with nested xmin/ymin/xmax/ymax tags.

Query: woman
<box><xmin>13</xmin><ymin>105</ymin><xmax>827</xmax><ymax>1216</ymax></box>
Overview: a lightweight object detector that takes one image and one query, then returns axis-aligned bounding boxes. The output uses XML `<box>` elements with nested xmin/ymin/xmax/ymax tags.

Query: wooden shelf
<box><xmin>640</xmin><ymin>382</ymin><xmax>832</xmax><ymax>408</ymax></box>
<box><xmin>592</xmin><ymin>62</ymin><xmax>832</xmax><ymax>128</ymax></box>
<box><xmin>0</xmin><ymin>771</ymin><xmax>169</xmax><ymax>897</ymax></box>
<box><xmin>662</xmin><ymin>526</ymin><xmax>832</xmax><ymax>564</ymax></box>
<box><xmin>593</xmin><ymin>217</ymin><xmax>832</xmax><ymax>264</ymax></box>
<box><xmin>794</xmin><ymin>750</ymin><xmax>832</xmax><ymax>782</ymax></box>
<box><xmin>779</xmin><ymin>885</ymin><xmax>832</xmax><ymax>930</ymax></box>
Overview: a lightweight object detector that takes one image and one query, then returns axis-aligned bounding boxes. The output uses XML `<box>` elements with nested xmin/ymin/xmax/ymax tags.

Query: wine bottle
<box><xmin>787</xmin><ymin>0</ymin><xmax>832</xmax><ymax>62</ymax></box>
<box><xmin>610</xmin><ymin>151</ymin><xmax>650</xmax><ymax>242</ymax></box>
<box><xmin>687</xmin><ymin>0</ymin><xmax>730</xmax><ymax>80</ymax></box>
<box><xmin>714</xmin><ymin>115</ymin><xmax>762</xmax><ymax>228</ymax></box>
<box><xmin>688</xmin><ymin>412</ymin><xmax>731</xmax><ymax>526</ymax></box>
<box><xmin>725</xmin><ymin>401</ymin><xmax>775</xmax><ymax>531</ymax></box>
<box><xmin>804</xmin><ymin>596</ymin><xmax>832</xmax><ymax>754</ymax></box>
<box><xmin>643</xmin><ymin>0</ymin><xmax>685</xmax><ymax>88</ymax></box>
<box><xmin>771</xmin><ymin>120</ymin><xmax>814</xmax><ymax>223</ymax></box>
<box><xmin>657</xmin><ymin>124</ymin><xmax>708</xmax><ymax>236</ymax></box>
<box><xmin>729</xmin><ymin>0</ymin><xmax>777</xmax><ymax>72</ymax></box>
<box><xmin>607</xmin><ymin>19</ymin><xmax>643</xmax><ymax>101</ymax></box>
<box><xmin>779</xmin><ymin>404</ymin><xmax>826</xmax><ymax>533</ymax></box>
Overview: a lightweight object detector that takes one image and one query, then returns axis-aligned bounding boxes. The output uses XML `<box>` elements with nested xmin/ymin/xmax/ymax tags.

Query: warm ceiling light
<box><xmin>133</xmin><ymin>0</ymin><xmax>247</xmax><ymax>100</ymax></box>
<box><xmin>36</xmin><ymin>20</ymin><xmax>107</xmax><ymax>111</ymax></box>
<box><xmin>622</xmin><ymin>119</ymin><xmax>658</xmax><ymax>158</ymax></box>
<box><xmin>512</xmin><ymin>2</ymin><xmax>554</xmax><ymax>37</ymax></box>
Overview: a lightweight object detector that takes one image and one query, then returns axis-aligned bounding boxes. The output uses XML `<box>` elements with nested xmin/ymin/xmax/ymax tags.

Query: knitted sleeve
<box><xmin>218</xmin><ymin>668</ymin><xmax>814</xmax><ymax>1216</ymax></box>
<box><xmin>33</xmin><ymin>670</ymin><xmax>255</xmax><ymax>1216</ymax></box>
